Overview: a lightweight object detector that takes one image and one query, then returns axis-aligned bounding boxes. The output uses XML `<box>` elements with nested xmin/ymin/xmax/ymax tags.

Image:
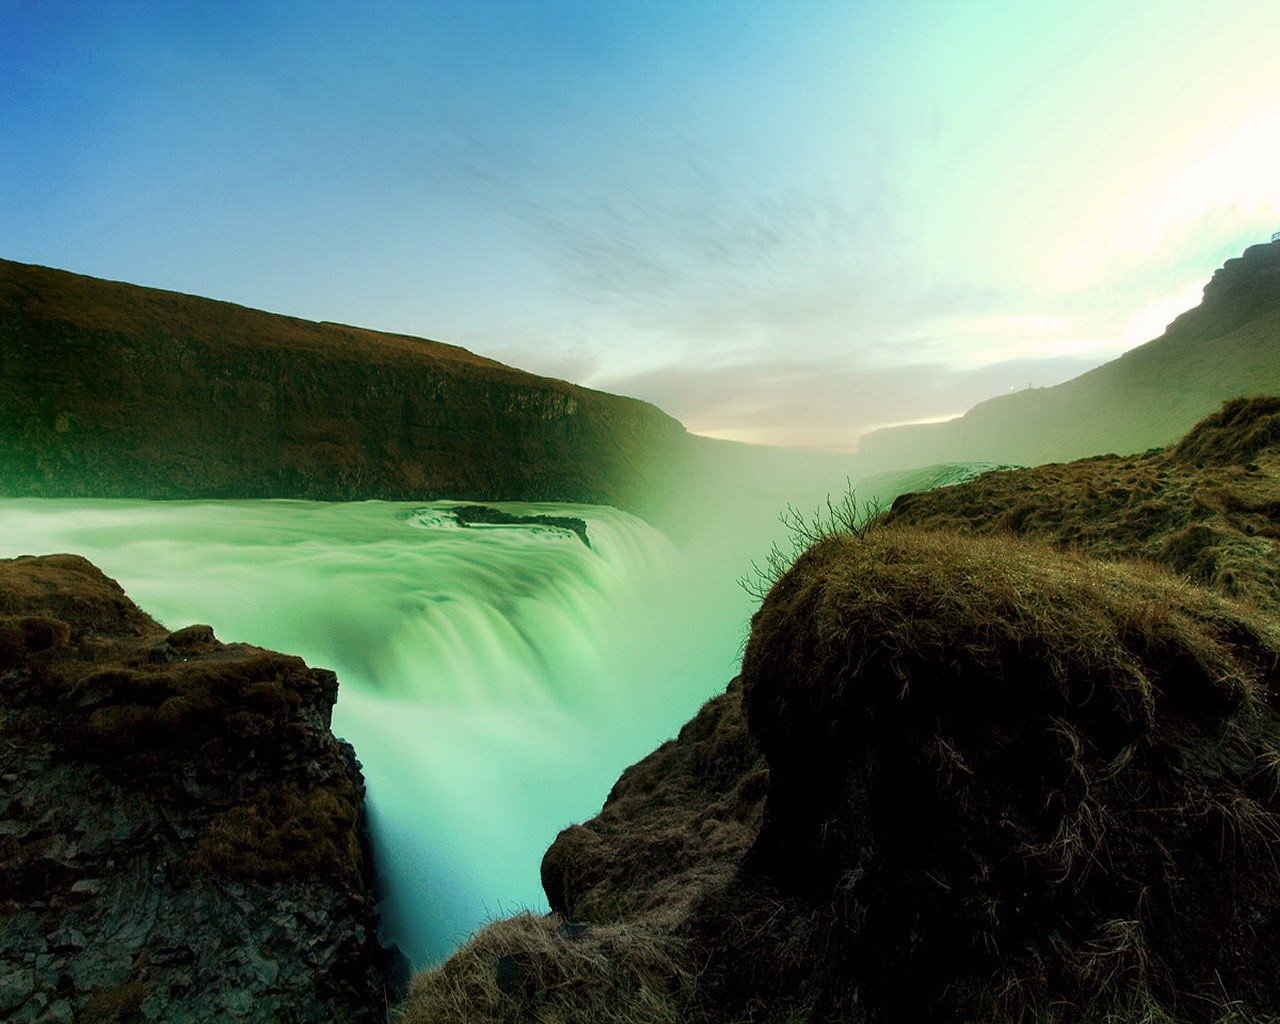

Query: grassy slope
<box><xmin>885</xmin><ymin>395</ymin><xmax>1280</xmax><ymax>611</ymax></box>
<box><xmin>0</xmin><ymin>260</ymin><xmax>533</xmax><ymax>372</ymax></box>
<box><xmin>859</xmin><ymin>242</ymin><xmax>1280</xmax><ymax>468</ymax></box>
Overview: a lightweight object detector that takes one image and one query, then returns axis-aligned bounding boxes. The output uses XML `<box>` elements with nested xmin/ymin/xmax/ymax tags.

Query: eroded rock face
<box><xmin>0</xmin><ymin>259</ymin><xmax>686</xmax><ymax>518</ymax></box>
<box><xmin>0</xmin><ymin>554</ymin><xmax>403</xmax><ymax>1024</ymax></box>
<box><xmin>540</xmin><ymin>679</ymin><xmax>764</xmax><ymax>925</ymax></box>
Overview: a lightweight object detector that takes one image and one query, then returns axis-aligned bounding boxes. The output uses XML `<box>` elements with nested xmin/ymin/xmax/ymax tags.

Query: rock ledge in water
<box><xmin>451</xmin><ymin>504</ymin><xmax>591</xmax><ymax>547</ymax></box>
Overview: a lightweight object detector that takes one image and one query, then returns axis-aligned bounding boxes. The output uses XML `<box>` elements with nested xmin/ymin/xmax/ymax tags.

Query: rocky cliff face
<box><xmin>859</xmin><ymin>242</ymin><xmax>1280</xmax><ymax>470</ymax></box>
<box><xmin>0</xmin><ymin>259</ymin><xmax>686</xmax><ymax>517</ymax></box>
<box><xmin>404</xmin><ymin>396</ymin><xmax>1280</xmax><ymax>1024</ymax></box>
<box><xmin>0</xmin><ymin>554</ymin><xmax>402</xmax><ymax>1023</ymax></box>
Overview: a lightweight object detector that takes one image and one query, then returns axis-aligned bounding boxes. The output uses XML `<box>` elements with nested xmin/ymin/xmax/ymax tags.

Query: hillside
<box><xmin>884</xmin><ymin>394</ymin><xmax>1280</xmax><ymax>610</ymax></box>
<box><xmin>404</xmin><ymin>397</ymin><xmax>1280</xmax><ymax>1024</ymax></box>
<box><xmin>0</xmin><ymin>554</ymin><xmax>403</xmax><ymax>1022</ymax></box>
<box><xmin>859</xmin><ymin>241</ymin><xmax>1280</xmax><ymax>468</ymax></box>
<box><xmin>0</xmin><ymin>259</ymin><xmax>686</xmax><ymax>516</ymax></box>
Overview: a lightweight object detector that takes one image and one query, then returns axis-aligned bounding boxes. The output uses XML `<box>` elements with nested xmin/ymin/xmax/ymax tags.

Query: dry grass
<box><xmin>747</xmin><ymin>524</ymin><xmax>1277</xmax><ymax>726</ymax></box>
<box><xmin>739</xmin><ymin>523</ymin><xmax>1280</xmax><ymax>1021</ymax></box>
<box><xmin>79</xmin><ymin>979</ymin><xmax>152</xmax><ymax>1023</ymax></box>
<box><xmin>192</xmin><ymin>783</ymin><xmax>363</xmax><ymax>884</ymax></box>
<box><xmin>1</xmin><ymin>256</ymin><xmax>510</xmax><ymax>371</ymax></box>
<box><xmin>738</xmin><ymin>487</ymin><xmax>885</xmax><ymax>600</ymax></box>
<box><xmin>886</xmin><ymin>395</ymin><xmax>1280</xmax><ymax>614</ymax></box>
<box><xmin>399</xmin><ymin>913</ymin><xmax>689</xmax><ymax>1024</ymax></box>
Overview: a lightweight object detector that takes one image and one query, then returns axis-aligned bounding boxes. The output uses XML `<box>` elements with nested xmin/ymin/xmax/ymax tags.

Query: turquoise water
<box><xmin>0</xmin><ymin>498</ymin><xmax>756</xmax><ymax>964</ymax></box>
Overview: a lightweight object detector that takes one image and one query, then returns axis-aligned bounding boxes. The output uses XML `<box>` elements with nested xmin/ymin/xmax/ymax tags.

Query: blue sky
<box><xmin>4</xmin><ymin>1</ymin><xmax>1280</xmax><ymax>447</ymax></box>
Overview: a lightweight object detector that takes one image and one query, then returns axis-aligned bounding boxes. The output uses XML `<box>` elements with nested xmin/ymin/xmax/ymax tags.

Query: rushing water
<box><xmin>0</xmin><ymin>457</ymin><xmax>947</xmax><ymax>964</ymax></box>
<box><xmin>0</xmin><ymin>498</ymin><xmax>758</xmax><ymax>964</ymax></box>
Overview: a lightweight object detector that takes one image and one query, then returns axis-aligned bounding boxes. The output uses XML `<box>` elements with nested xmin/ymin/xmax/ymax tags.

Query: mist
<box><xmin>0</xmin><ymin>449</ymin><xmax>930</xmax><ymax>963</ymax></box>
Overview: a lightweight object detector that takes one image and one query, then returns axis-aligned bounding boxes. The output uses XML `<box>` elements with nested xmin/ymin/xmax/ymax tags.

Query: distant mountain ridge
<box><xmin>0</xmin><ymin>259</ymin><xmax>686</xmax><ymax>516</ymax></box>
<box><xmin>858</xmin><ymin>241</ymin><xmax>1280</xmax><ymax>468</ymax></box>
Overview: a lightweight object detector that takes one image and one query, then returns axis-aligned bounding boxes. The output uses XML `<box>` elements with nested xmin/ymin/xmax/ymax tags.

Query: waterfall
<box><xmin>0</xmin><ymin>498</ymin><xmax>750</xmax><ymax>963</ymax></box>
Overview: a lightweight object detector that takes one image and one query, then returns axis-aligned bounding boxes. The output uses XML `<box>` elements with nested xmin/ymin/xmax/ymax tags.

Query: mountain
<box><xmin>858</xmin><ymin>241</ymin><xmax>1280</xmax><ymax>468</ymax></box>
<box><xmin>405</xmin><ymin>396</ymin><xmax>1280</xmax><ymax>1024</ymax></box>
<box><xmin>0</xmin><ymin>259</ymin><xmax>686</xmax><ymax>516</ymax></box>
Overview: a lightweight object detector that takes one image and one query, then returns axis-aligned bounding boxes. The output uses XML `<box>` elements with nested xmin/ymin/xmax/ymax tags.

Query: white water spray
<box><xmin>0</xmin><ymin>498</ymin><xmax>752</xmax><ymax>963</ymax></box>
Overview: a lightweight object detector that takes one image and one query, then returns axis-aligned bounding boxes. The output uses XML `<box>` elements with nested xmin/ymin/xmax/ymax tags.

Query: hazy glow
<box><xmin>3</xmin><ymin>0</ymin><xmax>1278</xmax><ymax>445</ymax></box>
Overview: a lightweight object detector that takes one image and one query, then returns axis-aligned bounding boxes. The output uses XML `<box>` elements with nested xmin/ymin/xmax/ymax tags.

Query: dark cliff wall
<box><xmin>0</xmin><ymin>553</ymin><xmax>402</xmax><ymax>1023</ymax></box>
<box><xmin>859</xmin><ymin>242</ymin><xmax>1280</xmax><ymax>469</ymax></box>
<box><xmin>0</xmin><ymin>259</ymin><xmax>687</xmax><ymax>516</ymax></box>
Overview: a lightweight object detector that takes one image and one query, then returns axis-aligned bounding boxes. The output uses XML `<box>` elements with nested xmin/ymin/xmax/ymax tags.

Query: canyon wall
<box><xmin>0</xmin><ymin>259</ymin><xmax>686</xmax><ymax>517</ymax></box>
<box><xmin>405</xmin><ymin>396</ymin><xmax>1280</xmax><ymax>1024</ymax></box>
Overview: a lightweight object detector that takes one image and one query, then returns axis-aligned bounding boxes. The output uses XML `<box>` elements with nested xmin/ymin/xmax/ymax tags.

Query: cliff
<box><xmin>404</xmin><ymin>396</ymin><xmax>1280</xmax><ymax>1024</ymax></box>
<box><xmin>0</xmin><ymin>259</ymin><xmax>686</xmax><ymax>517</ymax></box>
<box><xmin>859</xmin><ymin>242</ymin><xmax>1280</xmax><ymax>469</ymax></box>
<box><xmin>0</xmin><ymin>554</ymin><xmax>403</xmax><ymax>1023</ymax></box>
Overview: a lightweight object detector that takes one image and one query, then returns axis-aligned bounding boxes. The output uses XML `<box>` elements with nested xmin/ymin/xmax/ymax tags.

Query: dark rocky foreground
<box><xmin>406</xmin><ymin>397</ymin><xmax>1280</xmax><ymax>1024</ymax></box>
<box><xmin>0</xmin><ymin>258</ymin><xmax>686</xmax><ymax>518</ymax></box>
<box><xmin>0</xmin><ymin>554</ymin><xmax>403</xmax><ymax>1023</ymax></box>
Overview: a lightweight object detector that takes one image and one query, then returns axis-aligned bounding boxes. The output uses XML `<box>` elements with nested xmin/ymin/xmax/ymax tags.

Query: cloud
<box><xmin>419</xmin><ymin>116</ymin><xmax>1229</xmax><ymax>447</ymax></box>
<box><xmin>440</xmin><ymin>130</ymin><xmax>1003</xmax><ymax>359</ymax></box>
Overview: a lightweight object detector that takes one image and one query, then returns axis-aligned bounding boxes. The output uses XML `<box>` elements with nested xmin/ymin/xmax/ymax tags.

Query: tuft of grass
<box><xmin>192</xmin><ymin>783</ymin><xmax>364</xmax><ymax>885</ymax></box>
<box><xmin>738</xmin><ymin>485</ymin><xmax>885</xmax><ymax>601</ymax></box>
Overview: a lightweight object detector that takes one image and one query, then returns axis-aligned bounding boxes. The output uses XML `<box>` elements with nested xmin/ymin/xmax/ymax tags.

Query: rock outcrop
<box><xmin>403</xmin><ymin>396</ymin><xmax>1280</xmax><ymax>1024</ymax></box>
<box><xmin>0</xmin><ymin>554</ymin><xmax>403</xmax><ymax>1023</ymax></box>
<box><xmin>0</xmin><ymin>259</ymin><xmax>686</xmax><ymax>518</ymax></box>
<box><xmin>859</xmin><ymin>241</ymin><xmax>1280</xmax><ymax>469</ymax></box>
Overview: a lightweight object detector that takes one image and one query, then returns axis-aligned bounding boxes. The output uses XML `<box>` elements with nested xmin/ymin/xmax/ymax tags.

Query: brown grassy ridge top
<box><xmin>0</xmin><ymin>255</ymin><xmax>674</xmax><ymax>419</ymax></box>
<box><xmin>0</xmin><ymin>257</ymin><xmax>513</xmax><ymax>375</ymax></box>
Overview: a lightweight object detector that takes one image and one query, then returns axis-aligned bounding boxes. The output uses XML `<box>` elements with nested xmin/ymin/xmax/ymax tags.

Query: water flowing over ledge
<box><xmin>0</xmin><ymin>498</ymin><xmax>751</xmax><ymax>963</ymax></box>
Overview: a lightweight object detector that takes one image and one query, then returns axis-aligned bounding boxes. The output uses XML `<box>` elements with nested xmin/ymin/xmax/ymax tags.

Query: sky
<box><xmin>3</xmin><ymin>1</ymin><xmax>1280</xmax><ymax>449</ymax></box>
